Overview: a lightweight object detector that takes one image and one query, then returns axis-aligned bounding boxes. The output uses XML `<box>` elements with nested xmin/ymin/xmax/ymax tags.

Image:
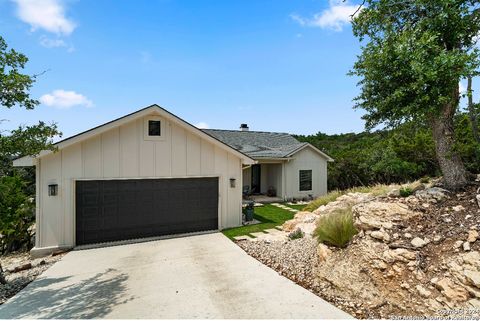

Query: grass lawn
<box><xmin>222</xmin><ymin>204</ymin><xmax>295</xmax><ymax>240</ymax></box>
<box><xmin>285</xmin><ymin>204</ymin><xmax>306</xmax><ymax>211</ymax></box>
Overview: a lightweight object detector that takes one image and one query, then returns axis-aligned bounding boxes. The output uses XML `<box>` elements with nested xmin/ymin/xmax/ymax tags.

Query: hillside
<box><xmin>295</xmin><ymin>115</ymin><xmax>480</xmax><ymax>190</ymax></box>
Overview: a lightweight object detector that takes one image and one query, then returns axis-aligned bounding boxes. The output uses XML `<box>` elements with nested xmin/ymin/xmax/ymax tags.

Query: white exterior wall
<box><xmin>284</xmin><ymin>147</ymin><xmax>328</xmax><ymax>200</ymax></box>
<box><xmin>35</xmin><ymin>112</ymin><xmax>243</xmax><ymax>250</ymax></box>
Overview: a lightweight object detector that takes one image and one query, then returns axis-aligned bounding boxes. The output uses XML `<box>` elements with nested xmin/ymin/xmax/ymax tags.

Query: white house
<box><xmin>204</xmin><ymin>126</ymin><xmax>333</xmax><ymax>200</ymax></box>
<box><xmin>13</xmin><ymin>105</ymin><xmax>332</xmax><ymax>257</ymax></box>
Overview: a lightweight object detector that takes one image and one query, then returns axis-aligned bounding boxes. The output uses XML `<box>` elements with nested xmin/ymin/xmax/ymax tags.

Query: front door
<box><xmin>251</xmin><ymin>164</ymin><xmax>261</xmax><ymax>194</ymax></box>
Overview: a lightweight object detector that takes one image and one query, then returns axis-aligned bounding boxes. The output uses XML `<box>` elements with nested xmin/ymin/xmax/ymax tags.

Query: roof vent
<box><xmin>240</xmin><ymin>124</ymin><xmax>249</xmax><ymax>131</ymax></box>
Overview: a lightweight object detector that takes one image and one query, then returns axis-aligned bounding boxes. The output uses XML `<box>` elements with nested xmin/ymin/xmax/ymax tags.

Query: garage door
<box><xmin>75</xmin><ymin>177</ymin><xmax>219</xmax><ymax>246</ymax></box>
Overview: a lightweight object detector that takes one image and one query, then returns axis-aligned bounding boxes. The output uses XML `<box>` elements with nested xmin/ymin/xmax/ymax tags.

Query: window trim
<box><xmin>144</xmin><ymin>116</ymin><xmax>165</xmax><ymax>141</ymax></box>
<box><xmin>299</xmin><ymin>169</ymin><xmax>313</xmax><ymax>192</ymax></box>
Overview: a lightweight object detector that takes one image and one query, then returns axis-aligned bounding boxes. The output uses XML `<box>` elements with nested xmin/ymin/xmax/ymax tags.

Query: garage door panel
<box><xmin>76</xmin><ymin>177</ymin><xmax>218</xmax><ymax>246</ymax></box>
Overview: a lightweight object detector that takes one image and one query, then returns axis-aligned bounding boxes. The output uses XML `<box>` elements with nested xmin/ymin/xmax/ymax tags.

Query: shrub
<box><xmin>420</xmin><ymin>176</ymin><xmax>430</xmax><ymax>184</ymax></box>
<box><xmin>0</xmin><ymin>175</ymin><xmax>35</xmax><ymax>253</ymax></box>
<box><xmin>399</xmin><ymin>187</ymin><xmax>413</xmax><ymax>197</ymax></box>
<box><xmin>314</xmin><ymin>208</ymin><xmax>357</xmax><ymax>248</ymax></box>
<box><xmin>288</xmin><ymin>228</ymin><xmax>304</xmax><ymax>240</ymax></box>
<box><xmin>303</xmin><ymin>190</ymin><xmax>342</xmax><ymax>212</ymax></box>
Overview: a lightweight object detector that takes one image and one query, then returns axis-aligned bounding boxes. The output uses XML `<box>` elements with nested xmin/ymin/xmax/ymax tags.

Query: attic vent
<box><xmin>240</xmin><ymin>124</ymin><xmax>249</xmax><ymax>131</ymax></box>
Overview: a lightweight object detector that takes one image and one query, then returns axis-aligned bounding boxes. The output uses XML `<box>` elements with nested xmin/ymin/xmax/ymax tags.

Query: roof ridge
<box><xmin>203</xmin><ymin>128</ymin><xmax>293</xmax><ymax>135</ymax></box>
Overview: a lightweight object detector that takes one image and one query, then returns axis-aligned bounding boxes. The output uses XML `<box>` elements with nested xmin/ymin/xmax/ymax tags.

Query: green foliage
<box><xmin>314</xmin><ymin>208</ymin><xmax>357</xmax><ymax>248</ymax></box>
<box><xmin>303</xmin><ymin>190</ymin><xmax>342</xmax><ymax>212</ymax></box>
<box><xmin>0</xmin><ymin>36</ymin><xmax>61</xmax><ymax>254</ymax></box>
<box><xmin>0</xmin><ymin>175</ymin><xmax>35</xmax><ymax>253</ymax></box>
<box><xmin>349</xmin><ymin>0</ymin><xmax>479</xmax><ymax>189</ymax></box>
<box><xmin>350</xmin><ymin>0</ymin><xmax>480</xmax><ymax>129</ymax></box>
<box><xmin>288</xmin><ymin>228</ymin><xmax>304</xmax><ymax>240</ymax></box>
<box><xmin>0</xmin><ymin>36</ymin><xmax>38</xmax><ymax>109</ymax></box>
<box><xmin>399</xmin><ymin>187</ymin><xmax>413</xmax><ymax>197</ymax></box>
<box><xmin>420</xmin><ymin>177</ymin><xmax>430</xmax><ymax>184</ymax></box>
<box><xmin>296</xmin><ymin>117</ymin><xmax>480</xmax><ymax>191</ymax></box>
<box><xmin>304</xmin><ymin>184</ymin><xmax>393</xmax><ymax>212</ymax></box>
<box><xmin>222</xmin><ymin>204</ymin><xmax>294</xmax><ymax>240</ymax></box>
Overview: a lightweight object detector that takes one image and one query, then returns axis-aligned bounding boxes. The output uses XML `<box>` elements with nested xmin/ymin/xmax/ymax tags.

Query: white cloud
<box><xmin>291</xmin><ymin>0</ymin><xmax>361</xmax><ymax>32</ymax></box>
<box><xmin>195</xmin><ymin>122</ymin><xmax>210</xmax><ymax>129</ymax></box>
<box><xmin>39</xmin><ymin>36</ymin><xmax>75</xmax><ymax>52</ymax></box>
<box><xmin>12</xmin><ymin>0</ymin><xmax>76</xmax><ymax>35</ymax></box>
<box><xmin>39</xmin><ymin>35</ymin><xmax>66</xmax><ymax>48</ymax></box>
<box><xmin>40</xmin><ymin>90</ymin><xmax>93</xmax><ymax>109</ymax></box>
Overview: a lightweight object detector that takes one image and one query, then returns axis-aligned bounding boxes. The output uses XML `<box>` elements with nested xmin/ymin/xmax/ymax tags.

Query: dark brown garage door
<box><xmin>75</xmin><ymin>177</ymin><xmax>219</xmax><ymax>246</ymax></box>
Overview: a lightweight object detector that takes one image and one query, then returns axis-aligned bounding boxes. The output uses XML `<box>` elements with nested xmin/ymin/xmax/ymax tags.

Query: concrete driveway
<box><xmin>0</xmin><ymin>233</ymin><xmax>351</xmax><ymax>319</ymax></box>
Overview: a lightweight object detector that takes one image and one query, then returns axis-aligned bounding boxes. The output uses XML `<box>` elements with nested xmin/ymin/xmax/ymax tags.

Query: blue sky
<box><xmin>0</xmin><ymin>0</ymin><xmax>478</xmax><ymax>139</ymax></box>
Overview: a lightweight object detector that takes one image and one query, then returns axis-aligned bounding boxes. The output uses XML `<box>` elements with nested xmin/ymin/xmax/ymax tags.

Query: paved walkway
<box><xmin>0</xmin><ymin>233</ymin><xmax>351</xmax><ymax>319</ymax></box>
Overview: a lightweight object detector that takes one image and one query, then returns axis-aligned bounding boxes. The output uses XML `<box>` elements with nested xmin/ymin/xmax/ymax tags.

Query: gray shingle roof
<box><xmin>203</xmin><ymin>129</ymin><xmax>307</xmax><ymax>159</ymax></box>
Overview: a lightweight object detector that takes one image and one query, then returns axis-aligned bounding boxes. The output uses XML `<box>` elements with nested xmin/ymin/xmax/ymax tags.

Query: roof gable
<box><xmin>13</xmin><ymin>105</ymin><xmax>255</xmax><ymax>166</ymax></box>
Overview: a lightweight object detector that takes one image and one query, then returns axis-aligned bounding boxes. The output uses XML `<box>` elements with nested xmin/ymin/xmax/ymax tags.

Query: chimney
<box><xmin>240</xmin><ymin>124</ymin><xmax>249</xmax><ymax>131</ymax></box>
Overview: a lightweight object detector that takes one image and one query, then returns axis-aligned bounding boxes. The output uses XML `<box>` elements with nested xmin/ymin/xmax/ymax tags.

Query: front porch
<box><xmin>243</xmin><ymin>161</ymin><xmax>284</xmax><ymax>202</ymax></box>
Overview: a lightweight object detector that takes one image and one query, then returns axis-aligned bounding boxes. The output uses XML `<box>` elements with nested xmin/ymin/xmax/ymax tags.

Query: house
<box><xmin>13</xmin><ymin>105</ymin><xmax>332</xmax><ymax>257</ymax></box>
<box><xmin>204</xmin><ymin>125</ymin><xmax>333</xmax><ymax>201</ymax></box>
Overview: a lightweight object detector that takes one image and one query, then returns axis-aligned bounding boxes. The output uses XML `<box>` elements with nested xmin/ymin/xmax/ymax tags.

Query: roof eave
<box><xmin>21</xmin><ymin>104</ymin><xmax>256</xmax><ymax>165</ymax></box>
<box><xmin>286</xmin><ymin>143</ymin><xmax>334</xmax><ymax>162</ymax></box>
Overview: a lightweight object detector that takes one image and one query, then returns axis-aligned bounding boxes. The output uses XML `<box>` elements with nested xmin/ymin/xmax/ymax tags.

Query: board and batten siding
<box><xmin>284</xmin><ymin>147</ymin><xmax>328</xmax><ymax>199</ymax></box>
<box><xmin>37</xmin><ymin>113</ymin><xmax>243</xmax><ymax>249</ymax></box>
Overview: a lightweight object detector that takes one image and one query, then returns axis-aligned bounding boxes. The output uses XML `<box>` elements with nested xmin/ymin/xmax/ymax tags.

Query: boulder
<box><xmin>383</xmin><ymin>248</ymin><xmax>416</xmax><ymax>263</ymax></box>
<box><xmin>463</xmin><ymin>251</ymin><xmax>480</xmax><ymax>269</ymax></box>
<box><xmin>371</xmin><ymin>230</ymin><xmax>391</xmax><ymax>242</ymax></box>
<box><xmin>313</xmin><ymin>192</ymin><xmax>374</xmax><ymax>216</ymax></box>
<box><xmin>464</xmin><ymin>242</ymin><xmax>472</xmax><ymax>252</ymax></box>
<box><xmin>476</xmin><ymin>194</ymin><xmax>480</xmax><ymax>208</ymax></box>
<box><xmin>416</xmin><ymin>285</ymin><xmax>432</xmax><ymax>298</ymax></box>
<box><xmin>435</xmin><ymin>278</ymin><xmax>469</xmax><ymax>302</ymax></box>
<box><xmin>468</xmin><ymin>230</ymin><xmax>479</xmax><ymax>243</ymax></box>
<box><xmin>415</xmin><ymin>187</ymin><xmax>449</xmax><ymax>203</ymax></box>
<box><xmin>317</xmin><ymin>243</ymin><xmax>332</xmax><ymax>263</ymax></box>
<box><xmin>411</xmin><ymin>237</ymin><xmax>427</xmax><ymax>248</ymax></box>
<box><xmin>353</xmin><ymin>201</ymin><xmax>420</xmax><ymax>231</ymax></box>
<box><xmin>387</xmin><ymin>189</ymin><xmax>401</xmax><ymax>198</ymax></box>
<box><xmin>453</xmin><ymin>205</ymin><xmax>465</xmax><ymax>212</ymax></box>
<box><xmin>464</xmin><ymin>270</ymin><xmax>480</xmax><ymax>288</ymax></box>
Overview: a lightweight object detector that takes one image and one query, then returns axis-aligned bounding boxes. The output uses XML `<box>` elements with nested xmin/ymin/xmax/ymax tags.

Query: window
<box><xmin>144</xmin><ymin>117</ymin><xmax>164</xmax><ymax>141</ymax></box>
<box><xmin>148</xmin><ymin>120</ymin><xmax>161</xmax><ymax>136</ymax></box>
<box><xmin>299</xmin><ymin>170</ymin><xmax>312</xmax><ymax>191</ymax></box>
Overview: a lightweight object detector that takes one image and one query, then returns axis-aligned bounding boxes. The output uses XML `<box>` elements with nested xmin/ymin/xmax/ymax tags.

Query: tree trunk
<box><xmin>430</xmin><ymin>96</ymin><xmax>468</xmax><ymax>190</ymax></box>
<box><xmin>467</xmin><ymin>76</ymin><xmax>480</xmax><ymax>144</ymax></box>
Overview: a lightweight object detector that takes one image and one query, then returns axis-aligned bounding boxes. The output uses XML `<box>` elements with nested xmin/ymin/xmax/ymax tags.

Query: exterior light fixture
<box><xmin>230</xmin><ymin>178</ymin><xmax>236</xmax><ymax>188</ymax></box>
<box><xmin>48</xmin><ymin>184</ymin><xmax>58</xmax><ymax>196</ymax></box>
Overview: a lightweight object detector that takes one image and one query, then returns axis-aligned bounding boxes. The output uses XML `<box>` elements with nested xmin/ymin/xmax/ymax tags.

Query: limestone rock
<box><xmin>383</xmin><ymin>248</ymin><xmax>416</xmax><ymax>263</ymax></box>
<box><xmin>353</xmin><ymin>201</ymin><xmax>420</xmax><ymax>231</ymax></box>
<box><xmin>453</xmin><ymin>205</ymin><xmax>466</xmax><ymax>212</ymax></box>
<box><xmin>371</xmin><ymin>230</ymin><xmax>391</xmax><ymax>242</ymax></box>
<box><xmin>317</xmin><ymin>243</ymin><xmax>332</xmax><ymax>263</ymax></box>
<box><xmin>454</xmin><ymin>241</ymin><xmax>464</xmax><ymax>249</ymax></box>
<box><xmin>416</xmin><ymin>285</ymin><xmax>432</xmax><ymax>298</ymax></box>
<box><xmin>464</xmin><ymin>270</ymin><xmax>480</xmax><ymax>288</ymax></box>
<box><xmin>388</xmin><ymin>189</ymin><xmax>401</xmax><ymax>198</ymax></box>
<box><xmin>435</xmin><ymin>278</ymin><xmax>469</xmax><ymax>302</ymax></box>
<box><xmin>411</xmin><ymin>237</ymin><xmax>427</xmax><ymax>248</ymax></box>
<box><xmin>476</xmin><ymin>194</ymin><xmax>480</xmax><ymax>208</ymax></box>
<box><xmin>464</xmin><ymin>242</ymin><xmax>472</xmax><ymax>252</ymax></box>
<box><xmin>468</xmin><ymin>299</ymin><xmax>480</xmax><ymax>309</ymax></box>
<box><xmin>463</xmin><ymin>251</ymin><xmax>480</xmax><ymax>268</ymax></box>
<box><xmin>415</xmin><ymin>187</ymin><xmax>449</xmax><ymax>203</ymax></box>
<box><xmin>371</xmin><ymin>259</ymin><xmax>388</xmax><ymax>270</ymax></box>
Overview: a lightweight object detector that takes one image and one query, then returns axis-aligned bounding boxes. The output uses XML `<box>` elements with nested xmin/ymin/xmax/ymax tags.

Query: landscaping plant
<box><xmin>314</xmin><ymin>208</ymin><xmax>357</xmax><ymax>248</ymax></box>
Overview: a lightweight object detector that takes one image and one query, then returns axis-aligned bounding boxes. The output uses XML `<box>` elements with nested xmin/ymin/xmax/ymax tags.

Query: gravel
<box><xmin>0</xmin><ymin>251</ymin><xmax>65</xmax><ymax>305</ymax></box>
<box><xmin>238</xmin><ymin>238</ymin><xmax>318</xmax><ymax>287</ymax></box>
